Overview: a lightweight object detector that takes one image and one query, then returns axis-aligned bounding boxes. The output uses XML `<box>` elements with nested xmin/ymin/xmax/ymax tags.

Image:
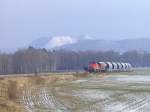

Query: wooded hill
<box><xmin>0</xmin><ymin>47</ymin><xmax>149</xmax><ymax>74</ymax></box>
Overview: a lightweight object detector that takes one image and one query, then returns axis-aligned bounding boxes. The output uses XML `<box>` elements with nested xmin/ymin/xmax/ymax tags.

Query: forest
<box><xmin>0</xmin><ymin>46</ymin><xmax>150</xmax><ymax>74</ymax></box>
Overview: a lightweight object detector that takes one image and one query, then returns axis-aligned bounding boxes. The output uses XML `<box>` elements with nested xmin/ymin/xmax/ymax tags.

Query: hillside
<box><xmin>30</xmin><ymin>37</ymin><xmax>150</xmax><ymax>52</ymax></box>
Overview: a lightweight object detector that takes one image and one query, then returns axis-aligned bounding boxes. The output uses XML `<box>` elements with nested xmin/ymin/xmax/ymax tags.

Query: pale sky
<box><xmin>0</xmin><ymin>0</ymin><xmax>150</xmax><ymax>49</ymax></box>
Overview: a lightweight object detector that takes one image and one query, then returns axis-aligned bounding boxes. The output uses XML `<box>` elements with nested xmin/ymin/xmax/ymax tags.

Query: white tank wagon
<box><xmin>111</xmin><ymin>62</ymin><xmax>118</xmax><ymax>72</ymax></box>
<box><xmin>120</xmin><ymin>63</ymin><xmax>126</xmax><ymax>71</ymax></box>
<box><xmin>125</xmin><ymin>63</ymin><xmax>132</xmax><ymax>71</ymax></box>
<box><xmin>124</xmin><ymin>63</ymin><xmax>128</xmax><ymax>71</ymax></box>
<box><xmin>116</xmin><ymin>62</ymin><xmax>123</xmax><ymax>72</ymax></box>
<box><xmin>98</xmin><ymin>62</ymin><xmax>107</xmax><ymax>72</ymax></box>
<box><xmin>105</xmin><ymin>62</ymin><xmax>113</xmax><ymax>72</ymax></box>
<box><xmin>127</xmin><ymin>63</ymin><xmax>133</xmax><ymax>71</ymax></box>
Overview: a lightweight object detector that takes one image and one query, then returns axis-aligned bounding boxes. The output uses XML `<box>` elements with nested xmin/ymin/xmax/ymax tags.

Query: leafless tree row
<box><xmin>0</xmin><ymin>47</ymin><xmax>149</xmax><ymax>74</ymax></box>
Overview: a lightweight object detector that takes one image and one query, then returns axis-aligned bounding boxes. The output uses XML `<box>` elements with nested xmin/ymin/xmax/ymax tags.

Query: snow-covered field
<box><xmin>20</xmin><ymin>70</ymin><xmax>150</xmax><ymax>112</ymax></box>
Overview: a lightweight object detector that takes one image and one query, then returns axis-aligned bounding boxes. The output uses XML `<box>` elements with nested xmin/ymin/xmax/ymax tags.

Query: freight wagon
<box><xmin>85</xmin><ymin>62</ymin><xmax>132</xmax><ymax>73</ymax></box>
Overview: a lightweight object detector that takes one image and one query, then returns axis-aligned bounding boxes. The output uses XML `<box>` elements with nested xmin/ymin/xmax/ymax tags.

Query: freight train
<box><xmin>84</xmin><ymin>62</ymin><xmax>132</xmax><ymax>73</ymax></box>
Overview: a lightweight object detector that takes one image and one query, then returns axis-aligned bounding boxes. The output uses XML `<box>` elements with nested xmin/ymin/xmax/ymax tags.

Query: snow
<box><xmin>114</xmin><ymin>75</ymin><xmax>150</xmax><ymax>83</ymax></box>
<box><xmin>72</xmin><ymin>79</ymin><xmax>88</xmax><ymax>83</ymax></box>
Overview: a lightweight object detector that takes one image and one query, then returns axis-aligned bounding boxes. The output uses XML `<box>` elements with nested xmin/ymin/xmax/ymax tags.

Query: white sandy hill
<box><xmin>45</xmin><ymin>36</ymin><xmax>77</xmax><ymax>49</ymax></box>
<box><xmin>30</xmin><ymin>36</ymin><xmax>77</xmax><ymax>49</ymax></box>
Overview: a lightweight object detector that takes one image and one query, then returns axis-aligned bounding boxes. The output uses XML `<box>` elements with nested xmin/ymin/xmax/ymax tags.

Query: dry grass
<box><xmin>0</xmin><ymin>101</ymin><xmax>23</xmax><ymax>112</ymax></box>
<box><xmin>0</xmin><ymin>72</ymin><xmax>85</xmax><ymax>112</ymax></box>
<box><xmin>0</xmin><ymin>80</ymin><xmax>24</xmax><ymax>112</ymax></box>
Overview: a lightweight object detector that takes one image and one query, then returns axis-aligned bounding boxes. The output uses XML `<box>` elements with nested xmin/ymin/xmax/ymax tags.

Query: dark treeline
<box><xmin>0</xmin><ymin>47</ymin><xmax>149</xmax><ymax>74</ymax></box>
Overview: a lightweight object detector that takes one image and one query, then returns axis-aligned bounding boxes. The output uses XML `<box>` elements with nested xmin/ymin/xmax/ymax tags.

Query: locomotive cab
<box><xmin>88</xmin><ymin>62</ymin><xmax>100</xmax><ymax>73</ymax></box>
